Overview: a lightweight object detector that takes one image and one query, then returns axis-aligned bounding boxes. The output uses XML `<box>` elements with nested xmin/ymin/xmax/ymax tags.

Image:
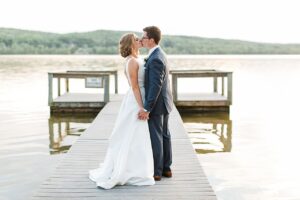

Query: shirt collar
<box><xmin>148</xmin><ymin>45</ymin><xmax>159</xmax><ymax>57</ymax></box>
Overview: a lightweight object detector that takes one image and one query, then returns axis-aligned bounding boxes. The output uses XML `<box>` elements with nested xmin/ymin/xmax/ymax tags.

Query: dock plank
<box><xmin>32</xmin><ymin>97</ymin><xmax>217</xmax><ymax>200</ymax></box>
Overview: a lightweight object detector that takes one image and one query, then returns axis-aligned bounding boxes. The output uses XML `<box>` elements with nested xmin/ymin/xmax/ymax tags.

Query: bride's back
<box><xmin>125</xmin><ymin>57</ymin><xmax>145</xmax><ymax>88</ymax></box>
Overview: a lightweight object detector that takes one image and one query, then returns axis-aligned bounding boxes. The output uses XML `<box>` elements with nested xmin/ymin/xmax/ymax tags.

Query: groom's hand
<box><xmin>138</xmin><ymin>109</ymin><xmax>149</xmax><ymax>120</ymax></box>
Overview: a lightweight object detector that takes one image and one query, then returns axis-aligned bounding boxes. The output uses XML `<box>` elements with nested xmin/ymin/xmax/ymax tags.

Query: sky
<box><xmin>0</xmin><ymin>0</ymin><xmax>299</xmax><ymax>43</ymax></box>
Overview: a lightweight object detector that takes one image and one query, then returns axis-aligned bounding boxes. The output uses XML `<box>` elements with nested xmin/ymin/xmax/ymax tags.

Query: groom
<box><xmin>138</xmin><ymin>26</ymin><xmax>173</xmax><ymax>181</ymax></box>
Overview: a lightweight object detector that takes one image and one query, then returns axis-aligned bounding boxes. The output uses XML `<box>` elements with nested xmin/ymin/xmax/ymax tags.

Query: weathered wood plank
<box><xmin>33</xmin><ymin>97</ymin><xmax>217</xmax><ymax>199</ymax></box>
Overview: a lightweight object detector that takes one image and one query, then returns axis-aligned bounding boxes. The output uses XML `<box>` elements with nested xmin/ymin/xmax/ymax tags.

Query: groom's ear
<box><xmin>149</xmin><ymin>38</ymin><xmax>156</xmax><ymax>45</ymax></box>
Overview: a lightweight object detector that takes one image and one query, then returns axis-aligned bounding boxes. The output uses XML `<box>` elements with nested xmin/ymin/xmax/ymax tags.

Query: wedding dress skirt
<box><xmin>89</xmin><ymin>58</ymin><xmax>154</xmax><ymax>189</ymax></box>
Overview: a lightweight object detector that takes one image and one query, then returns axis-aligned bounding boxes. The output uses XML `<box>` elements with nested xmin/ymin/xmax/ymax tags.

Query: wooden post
<box><xmin>213</xmin><ymin>77</ymin><xmax>218</xmax><ymax>93</ymax></box>
<box><xmin>221</xmin><ymin>124</ymin><xmax>224</xmax><ymax>137</ymax></box>
<box><xmin>225</xmin><ymin>121</ymin><xmax>232</xmax><ymax>152</ymax></box>
<box><xmin>213</xmin><ymin>124</ymin><xmax>217</xmax><ymax>133</ymax></box>
<box><xmin>48</xmin><ymin>118</ymin><xmax>54</xmax><ymax>148</ymax></box>
<box><xmin>58</xmin><ymin>122</ymin><xmax>62</xmax><ymax>139</ymax></box>
<box><xmin>104</xmin><ymin>75</ymin><xmax>110</xmax><ymax>103</ymax></box>
<box><xmin>227</xmin><ymin>73</ymin><xmax>233</xmax><ymax>105</ymax></box>
<box><xmin>114</xmin><ymin>72</ymin><xmax>118</xmax><ymax>94</ymax></box>
<box><xmin>222</xmin><ymin>77</ymin><xmax>225</xmax><ymax>96</ymax></box>
<box><xmin>65</xmin><ymin>78</ymin><xmax>69</xmax><ymax>93</ymax></box>
<box><xmin>48</xmin><ymin>73</ymin><xmax>53</xmax><ymax>106</ymax></box>
<box><xmin>172</xmin><ymin>75</ymin><xmax>178</xmax><ymax>102</ymax></box>
<box><xmin>58</xmin><ymin>78</ymin><xmax>61</xmax><ymax>96</ymax></box>
<box><xmin>66</xmin><ymin>121</ymin><xmax>70</xmax><ymax>135</ymax></box>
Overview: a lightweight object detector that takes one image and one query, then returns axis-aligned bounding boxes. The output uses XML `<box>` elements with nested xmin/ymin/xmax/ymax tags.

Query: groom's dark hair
<box><xmin>143</xmin><ymin>26</ymin><xmax>161</xmax><ymax>44</ymax></box>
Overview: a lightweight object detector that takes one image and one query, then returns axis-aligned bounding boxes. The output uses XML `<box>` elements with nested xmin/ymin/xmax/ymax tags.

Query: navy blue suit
<box><xmin>144</xmin><ymin>47</ymin><xmax>173</xmax><ymax>176</ymax></box>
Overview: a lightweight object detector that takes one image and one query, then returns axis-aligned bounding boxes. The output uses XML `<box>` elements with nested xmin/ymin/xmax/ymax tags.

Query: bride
<box><xmin>89</xmin><ymin>33</ymin><xmax>155</xmax><ymax>189</ymax></box>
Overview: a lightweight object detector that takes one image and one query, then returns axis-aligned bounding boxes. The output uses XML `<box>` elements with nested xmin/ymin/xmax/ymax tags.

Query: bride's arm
<box><xmin>127</xmin><ymin>58</ymin><xmax>144</xmax><ymax>110</ymax></box>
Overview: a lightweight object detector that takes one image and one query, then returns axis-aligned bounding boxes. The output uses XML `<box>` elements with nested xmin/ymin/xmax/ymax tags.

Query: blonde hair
<box><xmin>119</xmin><ymin>33</ymin><xmax>135</xmax><ymax>58</ymax></box>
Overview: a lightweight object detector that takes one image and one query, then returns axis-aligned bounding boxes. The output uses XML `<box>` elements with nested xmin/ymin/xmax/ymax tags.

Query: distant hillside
<box><xmin>1</xmin><ymin>28</ymin><xmax>300</xmax><ymax>54</ymax></box>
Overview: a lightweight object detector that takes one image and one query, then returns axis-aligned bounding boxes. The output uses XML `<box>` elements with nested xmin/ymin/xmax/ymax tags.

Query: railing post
<box><xmin>48</xmin><ymin>73</ymin><xmax>53</xmax><ymax>106</ymax></box>
<box><xmin>222</xmin><ymin>77</ymin><xmax>225</xmax><ymax>96</ymax></box>
<box><xmin>104</xmin><ymin>75</ymin><xmax>110</xmax><ymax>103</ymax></box>
<box><xmin>114</xmin><ymin>71</ymin><xmax>118</xmax><ymax>94</ymax></box>
<box><xmin>58</xmin><ymin>78</ymin><xmax>61</xmax><ymax>96</ymax></box>
<box><xmin>227</xmin><ymin>73</ymin><xmax>233</xmax><ymax>105</ymax></box>
<box><xmin>65</xmin><ymin>78</ymin><xmax>69</xmax><ymax>93</ymax></box>
<box><xmin>172</xmin><ymin>74</ymin><xmax>178</xmax><ymax>102</ymax></box>
<box><xmin>213</xmin><ymin>77</ymin><xmax>218</xmax><ymax>93</ymax></box>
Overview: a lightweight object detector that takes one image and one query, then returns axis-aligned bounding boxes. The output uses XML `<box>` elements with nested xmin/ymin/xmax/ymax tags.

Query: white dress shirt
<box><xmin>148</xmin><ymin>45</ymin><xmax>159</xmax><ymax>57</ymax></box>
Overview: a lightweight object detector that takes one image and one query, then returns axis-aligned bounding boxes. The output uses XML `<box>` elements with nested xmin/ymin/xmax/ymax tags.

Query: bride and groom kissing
<box><xmin>89</xmin><ymin>26</ymin><xmax>173</xmax><ymax>189</ymax></box>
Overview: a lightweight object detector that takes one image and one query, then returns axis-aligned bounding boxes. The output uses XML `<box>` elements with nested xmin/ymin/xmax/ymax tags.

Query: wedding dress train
<box><xmin>89</xmin><ymin>57</ymin><xmax>154</xmax><ymax>189</ymax></box>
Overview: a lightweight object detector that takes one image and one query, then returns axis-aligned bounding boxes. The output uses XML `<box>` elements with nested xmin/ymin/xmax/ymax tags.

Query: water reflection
<box><xmin>48</xmin><ymin>113</ymin><xmax>96</xmax><ymax>154</ymax></box>
<box><xmin>181</xmin><ymin>112</ymin><xmax>232</xmax><ymax>154</ymax></box>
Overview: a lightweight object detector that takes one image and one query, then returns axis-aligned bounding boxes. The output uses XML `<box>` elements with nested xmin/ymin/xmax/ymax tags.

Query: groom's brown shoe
<box><xmin>153</xmin><ymin>175</ymin><xmax>161</xmax><ymax>181</ymax></box>
<box><xmin>162</xmin><ymin>170</ymin><xmax>172</xmax><ymax>178</ymax></box>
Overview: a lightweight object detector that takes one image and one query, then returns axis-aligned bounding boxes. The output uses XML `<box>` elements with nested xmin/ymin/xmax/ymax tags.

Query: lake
<box><xmin>1</xmin><ymin>55</ymin><xmax>300</xmax><ymax>200</ymax></box>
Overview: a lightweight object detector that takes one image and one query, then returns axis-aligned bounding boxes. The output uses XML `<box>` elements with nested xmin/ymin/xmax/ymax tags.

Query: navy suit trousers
<box><xmin>148</xmin><ymin>113</ymin><xmax>172</xmax><ymax>176</ymax></box>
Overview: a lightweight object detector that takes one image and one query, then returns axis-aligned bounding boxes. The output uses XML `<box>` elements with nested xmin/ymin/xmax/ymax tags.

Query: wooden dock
<box><xmin>170</xmin><ymin>70</ymin><xmax>233</xmax><ymax>112</ymax></box>
<box><xmin>32</xmin><ymin>96</ymin><xmax>217</xmax><ymax>200</ymax></box>
<box><xmin>48</xmin><ymin>70</ymin><xmax>118</xmax><ymax>113</ymax></box>
<box><xmin>48</xmin><ymin>69</ymin><xmax>233</xmax><ymax>113</ymax></box>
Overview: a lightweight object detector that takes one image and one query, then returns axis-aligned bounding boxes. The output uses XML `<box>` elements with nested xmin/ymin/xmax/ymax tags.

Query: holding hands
<box><xmin>138</xmin><ymin>108</ymin><xmax>150</xmax><ymax>120</ymax></box>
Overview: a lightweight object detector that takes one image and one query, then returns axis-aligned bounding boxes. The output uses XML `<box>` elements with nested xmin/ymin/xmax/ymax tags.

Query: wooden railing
<box><xmin>48</xmin><ymin>71</ymin><xmax>117</xmax><ymax>106</ymax></box>
<box><xmin>170</xmin><ymin>69</ymin><xmax>233</xmax><ymax>105</ymax></box>
<box><xmin>66</xmin><ymin>70</ymin><xmax>118</xmax><ymax>94</ymax></box>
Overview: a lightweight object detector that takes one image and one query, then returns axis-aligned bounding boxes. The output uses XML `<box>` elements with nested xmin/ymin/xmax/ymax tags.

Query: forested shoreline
<box><xmin>1</xmin><ymin>28</ymin><xmax>300</xmax><ymax>54</ymax></box>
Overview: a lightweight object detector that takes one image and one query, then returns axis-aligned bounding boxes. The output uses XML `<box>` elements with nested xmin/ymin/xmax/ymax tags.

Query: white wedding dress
<box><xmin>89</xmin><ymin>57</ymin><xmax>155</xmax><ymax>189</ymax></box>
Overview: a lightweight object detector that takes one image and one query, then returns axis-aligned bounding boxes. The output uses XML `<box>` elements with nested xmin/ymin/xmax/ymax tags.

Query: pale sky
<box><xmin>0</xmin><ymin>0</ymin><xmax>299</xmax><ymax>43</ymax></box>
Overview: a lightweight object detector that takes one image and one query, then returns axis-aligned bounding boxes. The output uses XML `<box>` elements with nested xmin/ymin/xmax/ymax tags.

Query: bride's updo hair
<box><xmin>119</xmin><ymin>33</ymin><xmax>135</xmax><ymax>58</ymax></box>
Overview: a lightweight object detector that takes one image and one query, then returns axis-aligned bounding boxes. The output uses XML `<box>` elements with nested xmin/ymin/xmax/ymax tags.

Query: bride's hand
<box><xmin>138</xmin><ymin>109</ymin><xmax>149</xmax><ymax>120</ymax></box>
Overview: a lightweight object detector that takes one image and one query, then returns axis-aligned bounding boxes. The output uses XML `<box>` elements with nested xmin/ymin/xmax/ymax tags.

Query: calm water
<box><xmin>1</xmin><ymin>55</ymin><xmax>300</xmax><ymax>200</ymax></box>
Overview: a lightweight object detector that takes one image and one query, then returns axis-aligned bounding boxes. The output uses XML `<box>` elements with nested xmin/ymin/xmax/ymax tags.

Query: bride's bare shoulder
<box><xmin>127</xmin><ymin>57</ymin><xmax>139</xmax><ymax>69</ymax></box>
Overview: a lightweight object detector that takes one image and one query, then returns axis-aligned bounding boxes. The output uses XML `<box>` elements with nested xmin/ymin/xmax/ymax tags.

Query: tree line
<box><xmin>1</xmin><ymin>28</ymin><xmax>300</xmax><ymax>54</ymax></box>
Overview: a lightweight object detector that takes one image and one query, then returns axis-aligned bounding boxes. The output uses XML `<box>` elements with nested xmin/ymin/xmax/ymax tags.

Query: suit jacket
<box><xmin>144</xmin><ymin>47</ymin><xmax>173</xmax><ymax>115</ymax></box>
